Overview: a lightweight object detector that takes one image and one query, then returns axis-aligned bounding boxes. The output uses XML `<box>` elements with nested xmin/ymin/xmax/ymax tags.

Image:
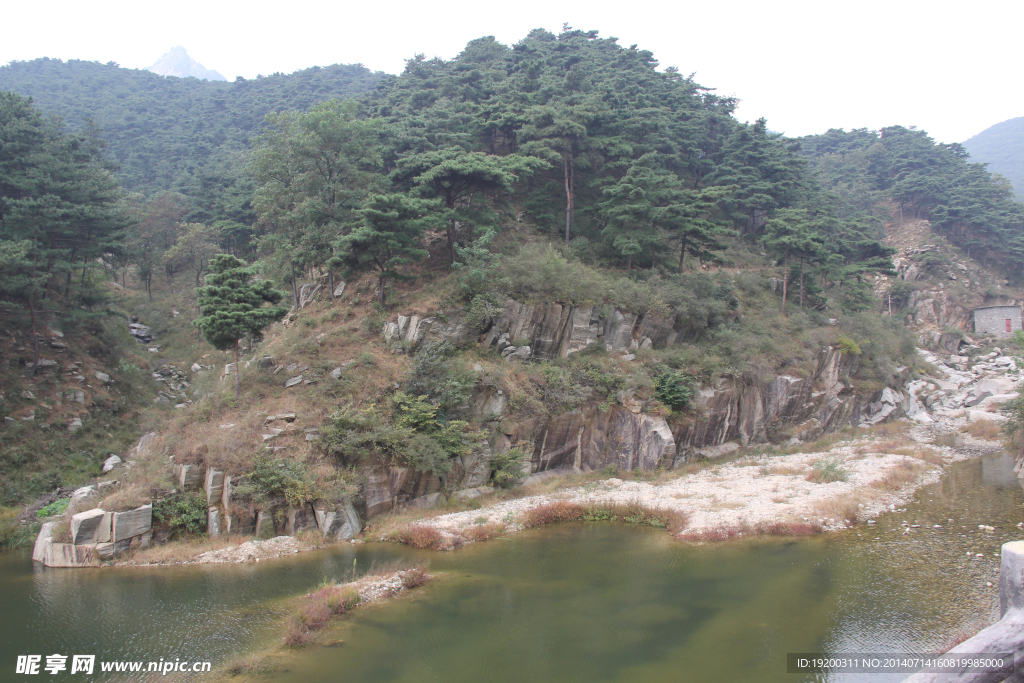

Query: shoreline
<box><xmin>371</xmin><ymin>420</ymin><xmax>1005</xmax><ymax>549</ymax></box>
<box><xmin>109</xmin><ymin>420</ymin><xmax>1007</xmax><ymax>566</ymax></box>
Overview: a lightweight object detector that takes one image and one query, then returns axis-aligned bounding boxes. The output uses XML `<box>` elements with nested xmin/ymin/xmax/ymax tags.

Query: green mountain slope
<box><xmin>0</xmin><ymin>58</ymin><xmax>388</xmax><ymax>222</ymax></box>
<box><xmin>962</xmin><ymin>117</ymin><xmax>1024</xmax><ymax>199</ymax></box>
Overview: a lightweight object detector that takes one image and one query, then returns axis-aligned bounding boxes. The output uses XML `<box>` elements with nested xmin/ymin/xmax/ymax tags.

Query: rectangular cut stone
<box><xmin>111</xmin><ymin>504</ymin><xmax>152</xmax><ymax>542</ymax></box>
<box><xmin>255</xmin><ymin>511</ymin><xmax>274</xmax><ymax>538</ymax></box>
<box><xmin>204</xmin><ymin>468</ymin><xmax>224</xmax><ymax>505</ymax></box>
<box><xmin>207</xmin><ymin>508</ymin><xmax>220</xmax><ymax>538</ymax></box>
<box><xmin>71</xmin><ymin>508</ymin><xmax>111</xmax><ymax>545</ymax></box>
<box><xmin>44</xmin><ymin>543</ymin><xmax>100</xmax><ymax>567</ymax></box>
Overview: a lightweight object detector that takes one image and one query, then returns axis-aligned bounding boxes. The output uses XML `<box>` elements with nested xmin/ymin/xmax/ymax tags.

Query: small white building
<box><xmin>973</xmin><ymin>305</ymin><xmax>1022</xmax><ymax>337</ymax></box>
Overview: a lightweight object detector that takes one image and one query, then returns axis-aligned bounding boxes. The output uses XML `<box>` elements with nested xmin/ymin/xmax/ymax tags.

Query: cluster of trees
<box><xmin>800</xmin><ymin>126</ymin><xmax>1024</xmax><ymax>274</ymax></box>
<box><xmin>247</xmin><ymin>28</ymin><xmax>901</xmax><ymax>312</ymax></box>
<box><xmin>6</xmin><ymin>27</ymin><xmax>1024</xmax><ymax>348</ymax></box>
<box><xmin>0</xmin><ymin>92</ymin><xmax>131</xmax><ymax>368</ymax></box>
<box><xmin>0</xmin><ymin>58</ymin><xmax>386</xmax><ymax>225</ymax></box>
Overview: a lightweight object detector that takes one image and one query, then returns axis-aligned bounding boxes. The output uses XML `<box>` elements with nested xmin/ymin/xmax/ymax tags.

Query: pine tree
<box><xmin>193</xmin><ymin>254</ymin><xmax>289</xmax><ymax>398</ymax></box>
<box><xmin>333</xmin><ymin>193</ymin><xmax>433</xmax><ymax>306</ymax></box>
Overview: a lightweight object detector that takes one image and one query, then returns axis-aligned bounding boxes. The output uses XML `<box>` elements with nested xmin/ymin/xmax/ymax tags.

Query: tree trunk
<box><xmin>78</xmin><ymin>267</ymin><xmax>87</xmax><ymax>307</ymax></box>
<box><xmin>447</xmin><ymin>218</ymin><xmax>457</xmax><ymax>264</ymax></box>
<box><xmin>626</xmin><ymin>254</ymin><xmax>632</xmax><ymax>272</ymax></box>
<box><xmin>799</xmin><ymin>255</ymin><xmax>804</xmax><ymax>309</ymax></box>
<box><xmin>290</xmin><ymin>265</ymin><xmax>299</xmax><ymax>308</ymax></box>
<box><xmin>146</xmin><ymin>275</ymin><xmax>152</xmax><ymax>302</ymax></box>
<box><xmin>378</xmin><ymin>274</ymin><xmax>387</xmax><ymax>306</ymax></box>
<box><xmin>678</xmin><ymin>235</ymin><xmax>688</xmax><ymax>271</ymax></box>
<box><xmin>565</xmin><ymin>154</ymin><xmax>573</xmax><ymax>242</ymax></box>
<box><xmin>233</xmin><ymin>339</ymin><xmax>241</xmax><ymax>399</ymax></box>
<box><xmin>781</xmin><ymin>250</ymin><xmax>789</xmax><ymax>315</ymax></box>
<box><xmin>28</xmin><ymin>293</ymin><xmax>39</xmax><ymax>378</ymax></box>
<box><xmin>328</xmin><ymin>271</ymin><xmax>334</xmax><ymax>299</ymax></box>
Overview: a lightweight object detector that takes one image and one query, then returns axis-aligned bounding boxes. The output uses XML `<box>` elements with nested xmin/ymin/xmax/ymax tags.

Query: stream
<box><xmin>2</xmin><ymin>452</ymin><xmax>1021</xmax><ymax>682</ymax></box>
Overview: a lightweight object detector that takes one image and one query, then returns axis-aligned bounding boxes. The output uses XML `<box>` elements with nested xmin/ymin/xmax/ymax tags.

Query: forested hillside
<box><xmin>3</xmin><ymin>27</ymin><xmax>1024</xmax><ymax>547</ymax></box>
<box><xmin>962</xmin><ymin>116</ymin><xmax>1024</xmax><ymax>201</ymax></box>
<box><xmin>0</xmin><ymin>58</ymin><xmax>386</xmax><ymax>223</ymax></box>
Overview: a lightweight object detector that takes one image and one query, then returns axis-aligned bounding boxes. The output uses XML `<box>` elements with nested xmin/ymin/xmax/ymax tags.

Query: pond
<box><xmin>1</xmin><ymin>452</ymin><xmax>1021</xmax><ymax>682</ymax></box>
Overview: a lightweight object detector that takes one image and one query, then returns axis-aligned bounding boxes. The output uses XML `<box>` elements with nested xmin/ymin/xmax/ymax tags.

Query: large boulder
<box><xmin>313</xmin><ymin>502</ymin><xmax>362</xmax><ymax>540</ymax></box>
<box><xmin>111</xmin><ymin>504</ymin><xmax>152</xmax><ymax>542</ymax></box>
<box><xmin>71</xmin><ymin>508</ymin><xmax>111</xmax><ymax>545</ymax></box>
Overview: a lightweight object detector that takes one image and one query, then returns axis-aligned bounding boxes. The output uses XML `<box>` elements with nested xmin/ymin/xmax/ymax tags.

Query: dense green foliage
<box><xmin>193</xmin><ymin>254</ymin><xmax>289</xmax><ymax>396</ymax></box>
<box><xmin>152</xmin><ymin>493</ymin><xmax>208</xmax><ymax>538</ymax></box>
<box><xmin>962</xmin><ymin>117</ymin><xmax>1024</xmax><ymax>201</ymax></box>
<box><xmin>0</xmin><ymin>92</ymin><xmax>132</xmax><ymax>362</ymax></box>
<box><xmin>800</xmin><ymin>126</ymin><xmax>1024</xmax><ymax>277</ymax></box>
<box><xmin>319</xmin><ymin>394</ymin><xmax>476</xmax><ymax>485</ymax></box>
<box><xmin>0</xmin><ymin>58</ymin><xmax>386</xmax><ymax>223</ymax></box>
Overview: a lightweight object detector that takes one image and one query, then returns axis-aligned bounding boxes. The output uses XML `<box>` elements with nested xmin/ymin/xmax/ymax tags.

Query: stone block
<box><xmin>255</xmin><ymin>511</ymin><xmax>274</xmax><ymax>538</ymax></box>
<box><xmin>111</xmin><ymin>504</ymin><xmax>152</xmax><ymax>542</ymax></box>
<box><xmin>44</xmin><ymin>543</ymin><xmax>100</xmax><ymax>567</ymax></box>
<box><xmin>102</xmin><ymin>455</ymin><xmax>122</xmax><ymax>472</ymax></box>
<box><xmin>207</xmin><ymin>508</ymin><xmax>220</xmax><ymax>538</ymax></box>
<box><xmin>32</xmin><ymin>522</ymin><xmax>54</xmax><ymax>563</ymax></box>
<box><xmin>71</xmin><ymin>508</ymin><xmax>111</xmax><ymax>545</ymax></box>
<box><xmin>284</xmin><ymin>504</ymin><xmax>317</xmax><ymax>535</ymax></box>
<box><xmin>204</xmin><ymin>467</ymin><xmax>224</xmax><ymax>505</ymax></box>
<box><xmin>313</xmin><ymin>502</ymin><xmax>362</xmax><ymax>540</ymax></box>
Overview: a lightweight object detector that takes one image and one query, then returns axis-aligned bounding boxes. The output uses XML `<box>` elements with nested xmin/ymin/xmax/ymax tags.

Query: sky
<box><xmin>3</xmin><ymin>0</ymin><xmax>1021</xmax><ymax>143</ymax></box>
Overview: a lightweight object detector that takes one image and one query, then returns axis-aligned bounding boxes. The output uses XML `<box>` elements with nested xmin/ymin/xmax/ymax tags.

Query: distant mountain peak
<box><xmin>146</xmin><ymin>46</ymin><xmax>226</xmax><ymax>81</ymax></box>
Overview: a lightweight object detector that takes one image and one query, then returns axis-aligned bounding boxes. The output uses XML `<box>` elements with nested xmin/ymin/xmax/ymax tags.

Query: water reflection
<box><xmin>0</xmin><ymin>453</ymin><xmax>1020</xmax><ymax>682</ymax></box>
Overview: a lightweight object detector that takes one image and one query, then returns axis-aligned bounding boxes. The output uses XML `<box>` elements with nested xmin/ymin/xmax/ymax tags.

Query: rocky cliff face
<box><xmin>368</xmin><ymin>301</ymin><xmax>927</xmax><ymax>518</ymax></box>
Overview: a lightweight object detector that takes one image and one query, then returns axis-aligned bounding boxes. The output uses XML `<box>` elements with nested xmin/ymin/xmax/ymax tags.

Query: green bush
<box><xmin>234</xmin><ymin>456</ymin><xmax>324</xmax><ymax>507</ymax></box>
<box><xmin>490</xmin><ymin>447</ymin><xmax>529</xmax><ymax>488</ymax></box>
<box><xmin>153</xmin><ymin>493</ymin><xmax>208</xmax><ymax>538</ymax></box>
<box><xmin>835</xmin><ymin>335</ymin><xmax>862</xmax><ymax>356</ymax></box>
<box><xmin>36</xmin><ymin>498</ymin><xmax>70</xmax><ymax>518</ymax></box>
<box><xmin>403</xmin><ymin>342</ymin><xmax>475</xmax><ymax>414</ymax></box>
<box><xmin>809</xmin><ymin>457</ymin><xmax>848</xmax><ymax>483</ymax></box>
<box><xmin>654</xmin><ymin>370</ymin><xmax>694</xmax><ymax>409</ymax></box>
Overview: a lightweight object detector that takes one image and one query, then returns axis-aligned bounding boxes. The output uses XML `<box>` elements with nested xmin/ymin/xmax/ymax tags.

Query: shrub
<box><xmin>806</xmin><ymin>457</ymin><xmax>849</xmax><ymax>483</ymax></box>
<box><xmin>152</xmin><ymin>493</ymin><xmax>208</xmax><ymax>538</ymax></box>
<box><xmin>234</xmin><ymin>455</ymin><xmax>324</xmax><ymax>507</ymax></box>
<box><xmin>835</xmin><ymin>335</ymin><xmax>862</xmax><ymax>356</ymax></box>
<box><xmin>395</xmin><ymin>525</ymin><xmax>453</xmax><ymax>550</ymax></box>
<box><xmin>490</xmin><ymin>447</ymin><xmax>529</xmax><ymax>488</ymax></box>
<box><xmin>654</xmin><ymin>370</ymin><xmax>694</xmax><ymax>409</ymax></box>
<box><xmin>36</xmin><ymin>498</ymin><xmax>70</xmax><ymax>518</ymax></box>
<box><xmin>403</xmin><ymin>342</ymin><xmax>475</xmax><ymax>413</ymax></box>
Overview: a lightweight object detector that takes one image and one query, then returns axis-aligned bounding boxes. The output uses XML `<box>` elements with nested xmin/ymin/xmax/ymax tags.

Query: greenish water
<box><xmin>1</xmin><ymin>452</ymin><xmax>1021</xmax><ymax>682</ymax></box>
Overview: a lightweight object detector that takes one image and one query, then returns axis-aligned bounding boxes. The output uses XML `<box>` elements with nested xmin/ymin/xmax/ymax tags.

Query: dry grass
<box><xmin>222</xmin><ymin>654</ymin><xmax>281</xmax><ymax>677</ymax></box>
<box><xmin>809</xmin><ymin>493</ymin><xmax>863</xmax><ymax>524</ymax></box>
<box><xmin>118</xmin><ymin>535</ymin><xmax>253</xmax><ymax>565</ymax></box>
<box><xmin>930</xmin><ymin>433</ymin><xmax>960</xmax><ymax>448</ymax></box>
<box><xmin>518</xmin><ymin>500</ymin><xmax>689</xmax><ymax>534</ymax></box>
<box><xmin>870</xmin><ymin>459</ymin><xmax>926</xmax><ymax>492</ymax></box>
<box><xmin>284</xmin><ymin>562</ymin><xmax>429</xmax><ymax>648</ymax></box>
<box><xmin>766</xmin><ymin>464</ymin><xmax>805</xmax><ymax>476</ymax></box>
<box><xmin>391</xmin><ymin>525</ymin><xmax>461</xmax><ymax>551</ymax></box>
<box><xmin>461</xmin><ymin>522</ymin><xmax>507</xmax><ymax>543</ymax></box>
<box><xmin>959</xmin><ymin>420</ymin><xmax>1004</xmax><ymax>441</ymax></box>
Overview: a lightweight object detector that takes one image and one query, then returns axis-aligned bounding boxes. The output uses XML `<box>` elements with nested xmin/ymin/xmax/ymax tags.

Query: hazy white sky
<box><xmin>3</xmin><ymin>0</ymin><xmax>1020</xmax><ymax>143</ymax></box>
